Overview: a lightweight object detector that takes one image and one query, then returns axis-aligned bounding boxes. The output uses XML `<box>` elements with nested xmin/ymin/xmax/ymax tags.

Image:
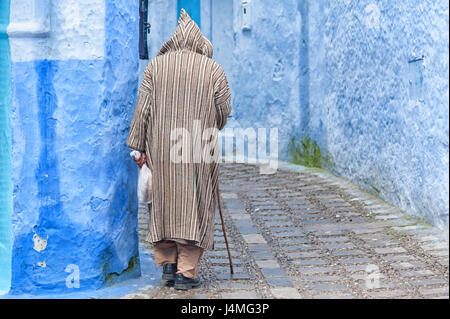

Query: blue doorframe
<box><xmin>177</xmin><ymin>0</ymin><xmax>201</xmax><ymax>28</ymax></box>
<box><xmin>0</xmin><ymin>0</ymin><xmax>12</xmax><ymax>294</ymax></box>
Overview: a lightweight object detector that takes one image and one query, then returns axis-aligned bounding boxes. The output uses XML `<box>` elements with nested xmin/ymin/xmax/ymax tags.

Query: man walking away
<box><xmin>127</xmin><ymin>9</ymin><xmax>231</xmax><ymax>290</ymax></box>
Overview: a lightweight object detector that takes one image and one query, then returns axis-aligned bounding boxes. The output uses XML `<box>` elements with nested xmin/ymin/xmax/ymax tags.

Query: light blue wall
<box><xmin>306</xmin><ymin>0</ymin><xmax>449</xmax><ymax>228</ymax></box>
<box><xmin>0</xmin><ymin>0</ymin><xmax>12</xmax><ymax>294</ymax></box>
<box><xmin>9</xmin><ymin>0</ymin><xmax>142</xmax><ymax>294</ymax></box>
<box><xmin>226</xmin><ymin>0</ymin><xmax>303</xmax><ymax>157</ymax></box>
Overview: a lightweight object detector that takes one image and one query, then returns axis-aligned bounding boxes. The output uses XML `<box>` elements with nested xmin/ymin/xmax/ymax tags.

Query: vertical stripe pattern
<box><xmin>127</xmin><ymin>9</ymin><xmax>231</xmax><ymax>250</ymax></box>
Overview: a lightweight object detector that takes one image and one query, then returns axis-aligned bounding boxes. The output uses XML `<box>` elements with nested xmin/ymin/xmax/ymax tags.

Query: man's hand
<box><xmin>133</xmin><ymin>152</ymin><xmax>147</xmax><ymax>168</ymax></box>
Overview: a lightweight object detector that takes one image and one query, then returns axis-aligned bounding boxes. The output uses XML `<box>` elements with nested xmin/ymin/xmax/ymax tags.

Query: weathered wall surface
<box><xmin>0</xmin><ymin>0</ymin><xmax>12</xmax><ymax>294</ymax></box>
<box><xmin>227</xmin><ymin>0</ymin><xmax>303</xmax><ymax>158</ymax></box>
<box><xmin>306</xmin><ymin>0</ymin><xmax>449</xmax><ymax>228</ymax></box>
<box><xmin>8</xmin><ymin>0</ymin><xmax>141</xmax><ymax>293</ymax></box>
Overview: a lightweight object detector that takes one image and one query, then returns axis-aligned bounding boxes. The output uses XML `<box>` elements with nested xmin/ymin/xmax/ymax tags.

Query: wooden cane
<box><xmin>217</xmin><ymin>183</ymin><xmax>234</xmax><ymax>274</ymax></box>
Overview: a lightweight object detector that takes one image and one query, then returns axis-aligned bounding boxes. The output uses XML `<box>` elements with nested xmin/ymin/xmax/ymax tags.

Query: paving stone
<box><xmin>255</xmin><ymin>259</ymin><xmax>280</xmax><ymax>269</ymax></box>
<box><xmin>374</xmin><ymin>247</ymin><xmax>407</xmax><ymax>254</ymax></box>
<box><xmin>381</xmin><ymin>255</ymin><xmax>415</xmax><ymax>262</ymax></box>
<box><xmin>237</xmin><ymin>226</ymin><xmax>260</xmax><ymax>235</ymax></box>
<box><xmin>303</xmin><ymin>219</ymin><xmax>336</xmax><ymax>225</ymax></box>
<box><xmin>216</xmin><ymin>273</ymin><xmax>251</xmax><ymax>281</ymax></box>
<box><xmin>213</xmin><ymin>266</ymin><xmax>246</xmax><ymax>274</ymax></box>
<box><xmin>283</xmin><ymin>245</ymin><xmax>313</xmax><ymax>252</ymax></box>
<box><xmin>254</xmin><ymin>205</ymin><xmax>282</xmax><ymax>211</ymax></box>
<box><xmin>409</xmin><ymin>278</ymin><xmax>448</xmax><ymax>287</ymax></box>
<box><xmin>366</xmin><ymin>289</ymin><xmax>409</xmax><ymax>298</ymax></box>
<box><xmin>229</xmin><ymin>213</ymin><xmax>251</xmax><ymax>221</ymax></box>
<box><xmin>225</xmin><ymin>199</ymin><xmax>246</xmax><ymax>210</ymax></box>
<box><xmin>218</xmin><ymin>281</ymin><xmax>254</xmax><ymax>290</ymax></box>
<box><xmin>313</xmin><ymin>230</ymin><xmax>345</xmax><ymax>236</ymax></box>
<box><xmin>271</xmin><ymin>287</ymin><xmax>301</xmax><ymax>299</ymax></box>
<box><xmin>331</xmin><ymin>249</ymin><xmax>365</xmax><ymax>256</ymax></box>
<box><xmin>247</xmin><ymin>244</ymin><xmax>270</xmax><ymax>252</ymax></box>
<box><xmin>292</xmin><ymin>259</ymin><xmax>327</xmax><ymax>266</ymax></box>
<box><xmin>428</xmin><ymin>250</ymin><xmax>449</xmax><ymax>257</ymax></box>
<box><xmin>257</xmin><ymin>210</ymin><xmax>285</xmax><ymax>216</ymax></box>
<box><xmin>303</xmin><ymin>275</ymin><xmax>342</xmax><ymax>283</ymax></box>
<box><xmin>266</xmin><ymin>277</ymin><xmax>295</xmax><ymax>288</ymax></box>
<box><xmin>252</xmin><ymin>251</ymin><xmax>275</xmax><ymax>260</ymax></box>
<box><xmin>364</xmin><ymin>240</ymin><xmax>400</xmax><ymax>248</ymax></box>
<box><xmin>287</xmin><ymin>250</ymin><xmax>323</xmax><ymax>259</ymax></box>
<box><xmin>360</xmin><ymin>280</ymin><xmax>401</xmax><ymax>290</ymax></box>
<box><xmin>221</xmin><ymin>291</ymin><xmax>258</xmax><ymax>299</ymax></box>
<box><xmin>317</xmin><ymin>236</ymin><xmax>350</xmax><ymax>243</ymax></box>
<box><xmin>419</xmin><ymin>287</ymin><xmax>449</xmax><ymax>296</ymax></box>
<box><xmin>350</xmin><ymin>273</ymin><xmax>386</xmax><ymax>281</ymax></box>
<box><xmin>311</xmin><ymin>283</ymin><xmax>348</xmax><ymax>292</ymax></box>
<box><xmin>314</xmin><ymin>293</ymin><xmax>355</xmax><ymax>299</ymax></box>
<box><xmin>261</xmin><ymin>215</ymin><xmax>291</xmax><ymax>221</ymax></box>
<box><xmin>323</xmin><ymin>242</ymin><xmax>356</xmax><ymax>250</ymax></box>
<box><xmin>399</xmin><ymin>269</ymin><xmax>435</xmax><ymax>277</ymax></box>
<box><xmin>338</xmin><ymin>257</ymin><xmax>372</xmax><ymax>264</ymax></box>
<box><xmin>265</xmin><ymin>221</ymin><xmax>292</xmax><ymax>227</ymax></box>
<box><xmin>215</xmin><ymin>243</ymin><xmax>237</xmax><ymax>250</ymax></box>
<box><xmin>344</xmin><ymin>264</ymin><xmax>377</xmax><ymax>272</ymax></box>
<box><xmin>234</xmin><ymin>219</ymin><xmax>255</xmax><ymax>228</ymax></box>
<box><xmin>296</xmin><ymin>266</ymin><xmax>339</xmax><ymax>275</ymax></box>
<box><xmin>277</xmin><ymin>237</ymin><xmax>311</xmax><ymax>245</ymax></box>
<box><xmin>271</xmin><ymin>227</ymin><xmax>300</xmax><ymax>233</ymax></box>
<box><xmin>390</xmin><ymin>261</ymin><xmax>422</xmax><ymax>270</ymax></box>
<box><xmin>242</xmin><ymin>234</ymin><xmax>267</xmax><ymax>244</ymax></box>
<box><xmin>261</xmin><ymin>268</ymin><xmax>287</xmax><ymax>277</ymax></box>
<box><xmin>351</xmin><ymin>228</ymin><xmax>383</xmax><ymax>235</ymax></box>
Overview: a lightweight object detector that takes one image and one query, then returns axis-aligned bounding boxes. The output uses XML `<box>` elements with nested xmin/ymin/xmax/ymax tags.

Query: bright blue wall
<box><xmin>9</xmin><ymin>0</ymin><xmax>141</xmax><ymax>294</ymax></box>
<box><xmin>178</xmin><ymin>0</ymin><xmax>201</xmax><ymax>27</ymax></box>
<box><xmin>306</xmin><ymin>0</ymin><xmax>449</xmax><ymax>228</ymax></box>
<box><xmin>0</xmin><ymin>0</ymin><xmax>12</xmax><ymax>294</ymax></box>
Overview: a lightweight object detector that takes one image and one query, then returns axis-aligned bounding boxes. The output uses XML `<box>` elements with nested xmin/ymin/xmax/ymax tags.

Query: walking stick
<box><xmin>217</xmin><ymin>183</ymin><xmax>234</xmax><ymax>274</ymax></box>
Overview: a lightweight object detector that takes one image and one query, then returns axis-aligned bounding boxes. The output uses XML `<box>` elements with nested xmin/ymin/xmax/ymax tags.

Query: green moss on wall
<box><xmin>289</xmin><ymin>136</ymin><xmax>323</xmax><ymax>168</ymax></box>
<box><xmin>104</xmin><ymin>255</ymin><xmax>140</xmax><ymax>286</ymax></box>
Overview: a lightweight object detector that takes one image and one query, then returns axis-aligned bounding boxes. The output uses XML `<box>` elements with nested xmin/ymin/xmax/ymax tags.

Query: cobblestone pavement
<box><xmin>125</xmin><ymin>163</ymin><xmax>449</xmax><ymax>299</ymax></box>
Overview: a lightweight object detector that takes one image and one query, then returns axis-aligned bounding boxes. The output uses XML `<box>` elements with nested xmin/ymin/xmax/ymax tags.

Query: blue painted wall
<box><xmin>178</xmin><ymin>0</ymin><xmax>201</xmax><ymax>27</ymax></box>
<box><xmin>0</xmin><ymin>0</ymin><xmax>12</xmax><ymax>294</ymax></box>
<box><xmin>306</xmin><ymin>0</ymin><xmax>449</xmax><ymax>228</ymax></box>
<box><xmin>225</xmin><ymin>0</ymin><xmax>303</xmax><ymax>157</ymax></box>
<box><xmin>9</xmin><ymin>0</ymin><xmax>141</xmax><ymax>294</ymax></box>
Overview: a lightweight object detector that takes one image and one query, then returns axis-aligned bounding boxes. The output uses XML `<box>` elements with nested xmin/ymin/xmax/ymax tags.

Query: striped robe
<box><xmin>127</xmin><ymin>9</ymin><xmax>231</xmax><ymax>250</ymax></box>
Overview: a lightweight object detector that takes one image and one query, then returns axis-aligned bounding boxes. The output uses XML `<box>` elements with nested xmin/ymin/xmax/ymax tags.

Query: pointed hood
<box><xmin>157</xmin><ymin>9</ymin><xmax>213</xmax><ymax>58</ymax></box>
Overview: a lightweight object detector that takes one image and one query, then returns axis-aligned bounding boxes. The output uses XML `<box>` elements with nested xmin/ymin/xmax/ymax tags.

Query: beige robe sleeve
<box><xmin>127</xmin><ymin>67</ymin><xmax>153</xmax><ymax>151</ymax></box>
<box><xmin>213</xmin><ymin>67</ymin><xmax>232</xmax><ymax>130</ymax></box>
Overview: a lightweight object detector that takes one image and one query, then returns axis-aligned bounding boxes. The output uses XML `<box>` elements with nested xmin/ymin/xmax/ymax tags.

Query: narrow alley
<box><xmin>126</xmin><ymin>163</ymin><xmax>449</xmax><ymax>299</ymax></box>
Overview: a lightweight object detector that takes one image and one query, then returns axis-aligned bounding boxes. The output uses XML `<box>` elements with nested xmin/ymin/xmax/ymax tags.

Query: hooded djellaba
<box><xmin>127</xmin><ymin>9</ymin><xmax>232</xmax><ymax>250</ymax></box>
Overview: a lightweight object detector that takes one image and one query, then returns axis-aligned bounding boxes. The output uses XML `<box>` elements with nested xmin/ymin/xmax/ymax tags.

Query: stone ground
<box><xmin>124</xmin><ymin>163</ymin><xmax>449</xmax><ymax>299</ymax></box>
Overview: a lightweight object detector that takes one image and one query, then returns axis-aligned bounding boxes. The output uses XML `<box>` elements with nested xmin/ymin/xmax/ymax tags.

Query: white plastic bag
<box><xmin>130</xmin><ymin>151</ymin><xmax>152</xmax><ymax>204</ymax></box>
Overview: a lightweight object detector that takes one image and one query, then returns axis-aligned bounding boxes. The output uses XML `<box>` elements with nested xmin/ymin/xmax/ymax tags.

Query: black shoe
<box><xmin>174</xmin><ymin>273</ymin><xmax>201</xmax><ymax>290</ymax></box>
<box><xmin>162</xmin><ymin>263</ymin><xmax>177</xmax><ymax>282</ymax></box>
